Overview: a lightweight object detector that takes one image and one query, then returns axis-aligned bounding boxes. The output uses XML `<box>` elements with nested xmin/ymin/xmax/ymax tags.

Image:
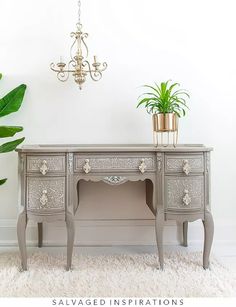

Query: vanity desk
<box><xmin>16</xmin><ymin>144</ymin><xmax>213</xmax><ymax>271</ymax></box>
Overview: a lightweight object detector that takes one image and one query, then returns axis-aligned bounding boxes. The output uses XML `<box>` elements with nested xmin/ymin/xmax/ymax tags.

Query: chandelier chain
<box><xmin>78</xmin><ymin>0</ymin><xmax>81</xmax><ymax>25</ymax></box>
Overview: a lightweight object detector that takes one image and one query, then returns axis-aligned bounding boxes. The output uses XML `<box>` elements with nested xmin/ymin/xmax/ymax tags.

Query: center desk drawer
<box><xmin>165</xmin><ymin>176</ymin><xmax>204</xmax><ymax>211</ymax></box>
<box><xmin>74</xmin><ymin>154</ymin><xmax>155</xmax><ymax>173</ymax></box>
<box><xmin>165</xmin><ymin>154</ymin><xmax>204</xmax><ymax>174</ymax></box>
<box><xmin>27</xmin><ymin>155</ymin><xmax>65</xmax><ymax>174</ymax></box>
<box><xmin>27</xmin><ymin>177</ymin><xmax>65</xmax><ymax>212</ymax></box>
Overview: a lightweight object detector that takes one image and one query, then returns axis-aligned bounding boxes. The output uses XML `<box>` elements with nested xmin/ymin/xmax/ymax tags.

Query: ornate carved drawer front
<box><xmin>27</xmin><ymin>177</ymin><xmax>65</xmax><ymax>212</ymax></box>
<box><xmin>165</xmin><ymin>154</ymin><xmax>204</xmax><ymax>175</ymax></box>
<box><xmin>27</xmin><ymin>155</ymin><xmax>65</xmax><ymax>175</ymax></box>
<box><xmin>74</xmin><ymin>154</ymin><xmax>155</xmax><ymax>173</ymax></box>
<box><xmin>165</xmin><ymin>176</ymin><xmax>204</xmax><ymax>211</ymax></box>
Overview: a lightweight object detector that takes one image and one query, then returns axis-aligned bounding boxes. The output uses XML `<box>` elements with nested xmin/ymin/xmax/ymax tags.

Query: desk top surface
<box><xmin>16</xmin><ymin>144</ymin><xmax>213</xmax><ymax>153</ymax></box>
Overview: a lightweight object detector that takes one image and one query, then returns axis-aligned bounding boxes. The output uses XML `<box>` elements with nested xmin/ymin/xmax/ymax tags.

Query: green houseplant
<box><xmin>0</xmin><ymin>73</ymin><xmax>26</xmax><ymax>185</ymax></box>
<box><xmin>137</xmin><ymin>80</ymin><xmax>189</xmax><ymax>145</ymax></box>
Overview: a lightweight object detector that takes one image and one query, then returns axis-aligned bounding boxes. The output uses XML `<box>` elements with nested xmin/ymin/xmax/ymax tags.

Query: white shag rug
<box><xmin>0</xmin><ymin>251</ymin><xmax>235</xmax><ymax>297</ymax></box>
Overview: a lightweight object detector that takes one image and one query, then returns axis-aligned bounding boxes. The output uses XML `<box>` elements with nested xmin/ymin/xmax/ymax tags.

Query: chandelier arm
<box><xmin>98</xmin><ymin>62</ymin><xmax>108</xmax><ymax>72</ymax></box>
<box><xmin>83</xmin><ymin>60</ymin><xmax>102</xmax><ymax>81</ymax></box>
<box><xmin>68</xmin><ymin>59</ymin><xmax>77</xmax><ymax>69</ymax></box>
<box><xmin>57</xmin><ymin>71</ymin><xmax>70</xmax><ymax>82</ymax></box>
<box><xmin>50</xmin><ymin>62</ymin><xmax>75</xmax><ymax>73</ymax></box>
<box><xmin>59</xmin><ymin>70</ymin><xmax>77</xmax><ymax>73</ymax></box>
<box><xmin>81</xmin><ymin>34</ymin><xmax>89</xmax><ymax>57</ymax></box>
<box><xmin>70</xmin><ymin>37</ymin><xmax>77</xmax><ymax>61</ymax></box>
<box><xmin>82</xmin><ymin>61</ymin><xmax>108</xmax><ymax>74</ymax></box>
<box><xmin>50</xmin><ymin>63</ymin><xmax>73</xmax><ymax>81</ymax></box>
<box><xmin>50</xmin><ymin>63</ymin><xmax>59</xmax><ymax>72</ymax></box>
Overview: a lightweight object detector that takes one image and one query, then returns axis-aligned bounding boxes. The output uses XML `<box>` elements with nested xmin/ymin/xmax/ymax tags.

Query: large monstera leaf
<box><xmin>0</xmin><ymin>74</ymin><xmax>26</xmax><ymax>185</ymax></box>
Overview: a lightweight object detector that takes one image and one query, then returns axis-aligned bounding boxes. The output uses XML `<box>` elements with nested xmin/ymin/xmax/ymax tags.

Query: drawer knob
<box><xmin>183</xmin><ymin>189</ymin><xmax>191</xmax><ymax>206</ymax></box>
<box><xmin>83</xmin><ymin>159</ymin><xmax>91</xmax><ymax>174</ymax></box>
<box><xmin>139</xmin><ymin>158</ymin><xmax>147</xmax><ymax>174</ymax></box>
<box><xmin>39</xmin><ymin>160</ymin><xmax>49</xmax><ymax>175</ymax></box>
<box><xmin>183</xmin><ymin>159</ymin><xmax>191</xmax><ymax>175</ymax></box>
<box><xmin>39</xmin><ymin>190</ymin><xmax>48</xmax><ymax>208</ymax></box>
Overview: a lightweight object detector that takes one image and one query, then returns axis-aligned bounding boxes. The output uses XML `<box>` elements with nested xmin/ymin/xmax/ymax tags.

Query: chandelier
<box><xmin>50</xmin><ymin>0</ymin><xmax>107</xmax><ymax>89</ymax></box>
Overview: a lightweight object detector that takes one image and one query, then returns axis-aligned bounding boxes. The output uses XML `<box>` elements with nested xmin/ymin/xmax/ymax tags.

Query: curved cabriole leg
<box><xmin>183</xmin><ymin>221</ymin><xmax>188</xmax><ymax>247</ymax></box>
<box><xmin>66</xmin><ymin>212</ymin><xmax>75</xmax><ymax>271</ymax></box>
<box><xmin>202</xmin><ymin>211</ymin><xmax>214</xmax><ymax>269</ymax></box>
<box><xmin>38</xmin><ymin>223</ymin><xmax>43</xmax><ymax>248</ymax></box>
<box><xmin>17</xmin><ymin>212</ymin><xmax>28</xmax><ymax>271</ymax></box>
<box><xmin>155</xmin><ymin>211</ymin><xmax>164</xmax><ymax>270</ymax></box>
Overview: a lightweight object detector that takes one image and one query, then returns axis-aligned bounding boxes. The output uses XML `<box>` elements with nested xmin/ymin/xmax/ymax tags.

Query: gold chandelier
<box><xmin>50</xmin><ymin>0</ymin><xmax>107</xmax><ymax>89</ymax></box>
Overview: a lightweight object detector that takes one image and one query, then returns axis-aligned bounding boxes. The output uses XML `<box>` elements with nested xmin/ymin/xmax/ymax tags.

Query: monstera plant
<box><xmin>0</xmin><ymin>73</ymin><xmax>26</xmax><ymax>185</ymax></box>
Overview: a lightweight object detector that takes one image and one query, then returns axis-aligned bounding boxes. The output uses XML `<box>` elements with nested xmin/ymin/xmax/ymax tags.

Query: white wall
<box><xmin>0</xmin><ymin>0</ymin><xmax>236</xmax><ymax>245</ymax></box>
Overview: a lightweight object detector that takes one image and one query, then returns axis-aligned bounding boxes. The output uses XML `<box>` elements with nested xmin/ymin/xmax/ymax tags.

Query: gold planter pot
<box><xmin>152</xmin><ymin>113</ymin><xmax>178</xmax><ymax>147</ymax></box>
<box><xmin>153</xmin><ymin>113</ymin><xmax>178</xmax><ymax>132</ymax></box>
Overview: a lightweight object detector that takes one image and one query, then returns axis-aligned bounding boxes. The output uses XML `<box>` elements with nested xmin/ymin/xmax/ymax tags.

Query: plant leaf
<box><xmin>0</xmin><ymin>178</ymin><xmax>7</xmax><ymax>185</ymax></box>
<box><xmin>0</xmin><ymin>137</ymin><xmax>25</xmax><ymax>153</ymax></box>
<box><xmin>143</xmin><ymin>85</ymin><xmax>161</xmax><ymax>96</ymax></box>
<box><xmin>0</xmin><ymin>84</ymin><xmax>26</xmax><ymax>118</ymax></box>
<box><xmin>137</xmin><ymin>80</ymin><xmax>189</xmax><ymax>116</ymax></box>
<box><xmin>174</xmin><ymin>110</ymin><xmax>181</xmax><ymax>117</ymax></box>
<box><xmin>0</xmin><ymin>73</ymin><xmax>2</xmax><ymax>80</ymax></box>
<box><xmin>138</xmin><ymin>92</ymin><xmax>159</xmax><ymax>99</ymax></box>
<box><xmin>137</xmin><ymin>98</ymin><xmax>157</xmax><ymax>108</ymax></box>
<box><xmin>0</xmin><ymin>126</ymin><xmax>23</xmax><ymax>138</ymax></box>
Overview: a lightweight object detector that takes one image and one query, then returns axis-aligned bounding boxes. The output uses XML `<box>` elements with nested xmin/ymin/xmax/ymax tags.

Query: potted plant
<box><xmin>0</xmin><ymin>73</ymin><xmax>26</xmax><ymax>185</ymax></box>
<box><xmin>137</xmin><ymin>80</ymin><xmax>189</xmax><ymax>145</ymax></box>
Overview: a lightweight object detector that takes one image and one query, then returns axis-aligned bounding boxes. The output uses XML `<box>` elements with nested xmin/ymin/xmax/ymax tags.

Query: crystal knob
<box><xmin>183</xmin><ymin>189</ymin><xmax>191</xmax><ymax>206</ymax></box>
<box><xmin>39</xmin><ymin>160</ymin><xmax>49</xmax><ymax>175</ymax></box>
<box><xmin>83</xmin><ymin>159</ymin><xmax>91</xmax><ymax>174</ymax></box>
<box><xmin>39</xmin><ymin>190</ymin><xmax>48</xmax><ymax>208</ymax></box>
<box><xmin>139</xmin><ymin>159</ymin><xmax>147</xmax><ymax>174</ymax></box>
<box><xmin>183</xmin><ymin>159</ymin><xmax>191</xmax><ymax>175</ymax></box>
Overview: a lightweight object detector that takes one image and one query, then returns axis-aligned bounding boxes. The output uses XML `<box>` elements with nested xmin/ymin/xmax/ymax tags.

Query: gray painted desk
<box><xmin>16</xmin><ymin>144</ymin><xmax>213</xmax><ymax>271</ymax></box>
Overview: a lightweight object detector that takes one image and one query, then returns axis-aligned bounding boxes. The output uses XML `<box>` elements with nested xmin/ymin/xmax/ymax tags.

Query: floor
<box><xmin>1</xmin><ymin>244</ymin><xmax>236</xmax><ymax>273</ymax></box>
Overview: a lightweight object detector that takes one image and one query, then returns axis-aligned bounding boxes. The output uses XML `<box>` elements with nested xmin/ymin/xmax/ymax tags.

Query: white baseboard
<box><xmin>0</xmin><ymin>218</ymin><xmax>235</xmax><ymax>249</ymax></box>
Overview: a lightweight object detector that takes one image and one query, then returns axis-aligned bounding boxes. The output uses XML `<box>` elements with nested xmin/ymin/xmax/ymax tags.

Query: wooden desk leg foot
<box><xmin>155</xmin><ymin>211</ymin><xmax>164</xmax><ymax>270</ymax></box>
<box><xmin>202</xmin><ymin>211</ymin><xmax>214</xmax><ymax>269</ymax></box>
<box><xmin>17</xmin><ymin>212</ymin><xmax>28</xmax><ymax>271</ymax></box>
<box><xmin>38</xmin><ymin>223</ymin><xmax>43</xmax><ymax>248</ymax></box>
<box><xmin>183</xmin><ymin>221</ymin><xmax>188</xmax><ymax>247</ymax></box>
<box><xmin>66</xmin><ymin>212</ymin><xmax>75</xmax><ymax>271</ymax></box>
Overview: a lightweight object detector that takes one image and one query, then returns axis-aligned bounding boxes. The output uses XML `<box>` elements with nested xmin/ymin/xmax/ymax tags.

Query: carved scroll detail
<box><xmin>103</xmin><ymin>176</ymin><xmax>127</xmax><ymax>185</ymax></box>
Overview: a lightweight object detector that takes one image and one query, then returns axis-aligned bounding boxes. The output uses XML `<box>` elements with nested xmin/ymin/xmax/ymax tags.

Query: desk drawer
<box><xmin>74</xmin><ymin>154</ymin><xmax>155</xmax><ymax>173</ymax></box>
<box><xmin>27</xmin><ymin>155</ymin><xmax>65</xmax><ymax>175</ymax></box>
<box><xmin>27</xmin><ymin>177</ymin><xmax>65</xmax><ymax>212</ymax></box>
<box><xmin>165</xmin><ymin>154</ymin><xmax>204</xmax><ymax>174</ymax></box>
<box><xmin>165</xmin><ymin>176</ymin><xmax>204</xmax><ymax>211</ymax></box>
